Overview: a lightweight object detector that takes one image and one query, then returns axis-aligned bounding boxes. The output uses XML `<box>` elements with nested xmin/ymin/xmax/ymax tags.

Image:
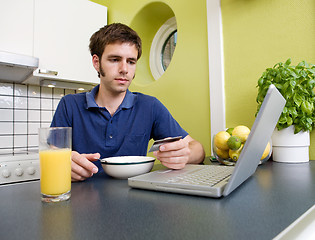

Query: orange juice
<box><xmin>40</xmin><ymin>148</ymin><xmax>71</xmax><ymax>195</ymax></box>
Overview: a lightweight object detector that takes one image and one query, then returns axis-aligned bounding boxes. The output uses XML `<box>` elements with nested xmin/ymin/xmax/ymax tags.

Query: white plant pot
<box><xmin>271</xmin><ymin>125</ymin><xmax>310</xmax><ymax>163</ymax></box>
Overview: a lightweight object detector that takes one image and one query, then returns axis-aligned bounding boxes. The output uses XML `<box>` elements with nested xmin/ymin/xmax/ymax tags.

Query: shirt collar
<box><xmin>85</xmin><ymin>85</ymin><xmax>99</xmax><ymax>109</ymax></box>
<box><xmin>85</xmin><ymin>85</ymin><xmax>136</xmax><ymax>110</ymax></box>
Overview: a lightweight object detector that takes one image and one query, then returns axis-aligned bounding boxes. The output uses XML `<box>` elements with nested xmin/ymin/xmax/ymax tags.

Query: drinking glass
<box><xmin>39</xmin><ymin>127</ymin><xmax>72</xmax><ymax>202</ymax></box>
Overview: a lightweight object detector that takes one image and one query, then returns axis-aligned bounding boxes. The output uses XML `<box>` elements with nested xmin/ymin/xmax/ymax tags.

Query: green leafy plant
<box><xmin>256</xmin><ymin>58</ymin><xmax>315</xmax><ymax>133</ymax></box>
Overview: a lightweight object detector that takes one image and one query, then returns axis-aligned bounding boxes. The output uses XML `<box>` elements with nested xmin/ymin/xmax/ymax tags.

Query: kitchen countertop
<box><xmin>0</xmin><ymin>159</ymin><xmax>315</xmax><ymax>240</ymax></box>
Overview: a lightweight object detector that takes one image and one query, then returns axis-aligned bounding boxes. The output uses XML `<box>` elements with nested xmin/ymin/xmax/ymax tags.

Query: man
<box><xmin>51</xmin><ymin>23</ymin><xmax>205</xmax><ymax>182</ymax></box>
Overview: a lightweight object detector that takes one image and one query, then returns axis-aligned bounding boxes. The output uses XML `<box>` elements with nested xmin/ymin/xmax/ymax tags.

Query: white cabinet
<box><xmin>0</xmin><ymin>0</ymin><xmax>107</xmax><ymax>85</ymax></box>
<box><xmin>0</xmin><ymin>0</ymin><xmax>34</xmax><ymax>56</ymax></box>
<box><xmin>30</xmin><ymin>0</ymin><xmax>107</xmax><ymax>85</ymax></box>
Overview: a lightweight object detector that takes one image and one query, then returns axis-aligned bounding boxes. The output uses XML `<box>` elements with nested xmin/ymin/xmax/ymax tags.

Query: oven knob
<box><xmin>2</xmin><ymin>169</ymin><xmax>11</xmax><ymax>178</ymax></box>
<box><xmin>27</xmin><ymin>166</ymin><xmax>36</xmax><ymax>175</ymax></box>
<box><xmin>15</xmin><ymin>167</ymin><xmax>24</xmax><ymax>177</ymax></box>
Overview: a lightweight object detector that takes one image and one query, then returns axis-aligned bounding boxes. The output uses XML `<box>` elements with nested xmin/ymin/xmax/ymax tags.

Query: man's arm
<box><xmin>51</xmin><ymin>97</ymin><xmax>100</xmax><ymax>182</ymax></box>
<box><xmin>185</xmin><ymin>135</ymin><xmax>206</xmax><ymax>164</ymax></box>
<box><xmin>153</xmin><ymin>135</ymin><xmax>205</xmax><ymax>169</ymax></box>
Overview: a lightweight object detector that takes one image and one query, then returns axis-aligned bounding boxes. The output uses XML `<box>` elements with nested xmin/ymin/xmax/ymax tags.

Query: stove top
<box><xmin>0</xmin><ymin>154</ymin><xmax>40</xmax><ymax>185</ymax></box>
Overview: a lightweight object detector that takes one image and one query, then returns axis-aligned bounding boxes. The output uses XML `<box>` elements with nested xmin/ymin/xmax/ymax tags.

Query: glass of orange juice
<box><xmin>39</xmin><ymin>127</ymin><xmax>72</xmax><ymax>203</ymax></box>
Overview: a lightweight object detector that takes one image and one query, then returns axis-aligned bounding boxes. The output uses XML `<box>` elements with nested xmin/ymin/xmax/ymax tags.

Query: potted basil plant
<box><xmin>256</xmin><ymin>58</ymin><xmax>315</xmax><ymax>163</ymax></box>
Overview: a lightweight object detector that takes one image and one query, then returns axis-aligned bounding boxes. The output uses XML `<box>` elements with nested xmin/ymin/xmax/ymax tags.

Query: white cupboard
<box><xmin>31</xmin><ymin>0</ymin><xmax>107</xmax><ymax>85</ymax></box>
<box><xmin>0</xmin><ymin>0</ymin><xmax>107</xmax><ymax>85</ymax></box>
<box><xmin>0</xmin><ymin>0</ymin><xmax>34</xmax><ymax>56</ymax></box>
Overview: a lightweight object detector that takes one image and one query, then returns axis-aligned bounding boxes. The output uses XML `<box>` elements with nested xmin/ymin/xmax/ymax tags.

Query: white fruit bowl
<box><xmin>100</xmin><ymin>156</ymin><xmax>155</xmax><ymax>179</ymax></box>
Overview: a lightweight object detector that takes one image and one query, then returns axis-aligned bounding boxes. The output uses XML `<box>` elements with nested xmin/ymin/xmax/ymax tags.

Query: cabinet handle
<box><xmin>38</xmin><ymin>69</ymin><xmax>58</xmax><ymax>76</ymax></box>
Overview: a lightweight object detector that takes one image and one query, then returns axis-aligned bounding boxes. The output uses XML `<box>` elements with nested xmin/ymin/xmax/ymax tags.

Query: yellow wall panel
<box><xmin>221</xmin><ymin>0</ymin><xmax>315</xmax><ymax>159</ymax></box>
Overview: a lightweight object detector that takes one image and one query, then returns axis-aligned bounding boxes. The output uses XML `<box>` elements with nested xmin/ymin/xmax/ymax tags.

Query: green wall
<box><xmin>222</xmin><ymin>0</ymin><xmax>315</xmax><ymax>159</ymax></box>
<box><xmin>92</xmin><ymin>0</ymin><xmax>315</xmax><ymax>160</ymax></box>
<box><xmin>93</xmin><ymin>0</ymin><xmax>211</xmax><ymax>156</ymax></box>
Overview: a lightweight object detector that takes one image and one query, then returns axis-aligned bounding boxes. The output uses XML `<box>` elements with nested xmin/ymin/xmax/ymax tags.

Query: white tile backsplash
<box><xmin>27</xmin><ymin>146</ymin><xmax>38</xmax><ymax>153</ymax></box>
<box><xmin>14</xmin><ymin>135</ymin><xmax>27</xmax><ymax>147</ymax></box>
<box><xmin>14</xmin><ymin>84</ymin><xmax>28</xmax><ymax>96</ymax></box>
<box><xmin>0</xmin><ymin>149</ymin><xmax>13</xmax><ymax>155</ymax></box>
<box><xmin>28</xmin><ymin>97</ymin><xmax>40</xmax><ymax>109</ymax></box>
<box><xmin>0</xmin><ymin>109</ymin><xmax>13</xmax><ymax>121</ymax></box>
<box><xmin>41</xmin><ymin>87</ymin><xmax>53</xmax><ymax>98</ymax></box>
<box><xmin>0</xmin><ymin>122</ymin><xmax>13</xmax><ymax>134</ymax></box>
<box><xmin>28</xmin><ymin>110</ymin><xmax>41</xmax><ymax>121</ymax></box>
<box><xmin>53</xmin><ymin>99</ymin><xmax>60</xmax><ymax>110</ymax></box>
<box><xmin>13</xmin><ymin>148</ymin><xmax>28</xmax><ymax>155</ymax></box>
<box><xmin>28</xmin><ymin>135</ymin><xmax>38</xmax><ymax>147</ymax></box>
<box><xmin>28</xmin><ymin>122</ymin><xmax>41</xmax><ymax>134</ymax></box>
<box><xmin>0</xmin><ymin>82</ymin><xmax>83</xmax><ymax>156</ymax></box>
<box><xmin>40</xmin><ymin>122</ymin><xmax>51</xmax><ymax>128</ymax></box>
<box><xmin>14</xmin><ymin>96</ymin><xmax>27</xmax><ymax>109</ymax></box>
<box><xmin>0</xmin><ymin>83</ymin><xmax>13</xmax><ymax>95</ymax></box>
<box><xmin>0</xmin><ymin>136</ymin><xmax>13</xmax><ymax>148</ymax></box>
<box><xmin>41</xmin><ymin>98</ymin><xmax>53</xmax><ymax>110</ymax></box>
<box><xmin>14</xmin><ymin>122</ymin><xmax>27</xmax><ymax>134</ymax></box>
<box><xmin>28</xmin><ymin>85</ymin><xmax>40</xmax><ymax>98</ymax></box>
<box><xmin>14</xmin><ymin>109</ymin><xmax>27</xmax><ymax>121</ymax></box>
<box><xmin>41</xmin><ymin>111</ymin><xmax>52</xmax><ymax>122</ymax></box>
<box><xmin>0</xmin><ymin>96</ymin><xmax>13</xmax><ymax>108</ymax></box>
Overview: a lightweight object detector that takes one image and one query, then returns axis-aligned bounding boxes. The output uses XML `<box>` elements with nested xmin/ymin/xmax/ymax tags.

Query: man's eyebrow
<box><xmin>128</xmin><ymin>57</ymin><xmax>137</xmax><ymax>62</ymax></box>
<box><xmin>107</xmin><ymin>54</ymin><xmax>136</xmax><ymax>59</ymax></box>
<box><xmin>107</xmin><ymin>54</ymin><xmax>137</xmax><ymax>62</ymax></box>
<box><xmin>107</xmin><ymin>54</ymin><xmax>122</xmax><ymax>59</ymax></box>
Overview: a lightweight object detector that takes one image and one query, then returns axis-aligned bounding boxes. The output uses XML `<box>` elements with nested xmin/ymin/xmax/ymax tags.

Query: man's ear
<box><xmin>92</xmin><ymin>54</ymin><xmax>100</xmax><ymax>72</ymax></box>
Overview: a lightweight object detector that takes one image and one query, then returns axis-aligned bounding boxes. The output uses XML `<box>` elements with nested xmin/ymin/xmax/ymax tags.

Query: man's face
<box><xmin>93</xmin><ymin>42</ymin><xmax>138</xmax><ymax>95</ymax></box>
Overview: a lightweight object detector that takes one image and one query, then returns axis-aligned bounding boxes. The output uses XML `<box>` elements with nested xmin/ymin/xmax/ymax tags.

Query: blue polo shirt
<box><xmin>51</xmin><ymin>85</ymin><xmax>188</xmax><ymax>170</ymax></box>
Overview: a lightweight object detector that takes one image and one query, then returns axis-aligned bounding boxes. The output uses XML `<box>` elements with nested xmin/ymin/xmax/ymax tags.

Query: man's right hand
<box><xmin>71</xmin><ymin>151</ymin><xmax>100</xmax><ymax>182</ymax></box>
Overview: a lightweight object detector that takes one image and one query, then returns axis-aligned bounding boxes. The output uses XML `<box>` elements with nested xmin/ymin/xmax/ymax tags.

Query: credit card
<box><xmin>148</xmin><ymin>136</ymin><xmax>182</xmax><ymax>152</ymax></box>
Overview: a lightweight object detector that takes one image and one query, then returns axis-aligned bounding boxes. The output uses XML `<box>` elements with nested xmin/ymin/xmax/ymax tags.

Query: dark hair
<box><xmin>89</xmin><ymin>23</ymin><xmax>142</xmax><ymax>60</ymax></box>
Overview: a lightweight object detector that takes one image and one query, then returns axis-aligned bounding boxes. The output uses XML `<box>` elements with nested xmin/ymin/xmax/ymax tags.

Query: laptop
<box><xmin>128</xmin><ymin>84</ymin><xmax>286</xmax><ymax>198</ymax></box>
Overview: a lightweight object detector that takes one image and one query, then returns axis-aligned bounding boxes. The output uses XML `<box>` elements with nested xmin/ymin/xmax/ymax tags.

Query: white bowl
<box><xmin>100</xmin><ymin>156</ymin><xmax>155</xmax><ymax>179</ymax></box>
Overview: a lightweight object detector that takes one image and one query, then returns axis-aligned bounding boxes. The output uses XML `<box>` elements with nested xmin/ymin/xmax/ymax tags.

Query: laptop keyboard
<box><xmin>166</xmin><ymin>165</ymin><xmax>234</xmax><ymax>187</ymax></box>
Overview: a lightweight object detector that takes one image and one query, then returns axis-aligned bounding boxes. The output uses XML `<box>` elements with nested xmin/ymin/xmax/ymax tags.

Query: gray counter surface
<box><xmin>1</xmin><ymin>160</ymin><xmax>315</xmax><ymax>240</ymax></box>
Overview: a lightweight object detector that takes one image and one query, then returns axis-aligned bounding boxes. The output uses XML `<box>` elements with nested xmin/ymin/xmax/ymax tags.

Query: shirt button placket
<box><xmin>106</xmin><ymin>117</ymin><xmax>115</xmax><ymax>146</ymax></box>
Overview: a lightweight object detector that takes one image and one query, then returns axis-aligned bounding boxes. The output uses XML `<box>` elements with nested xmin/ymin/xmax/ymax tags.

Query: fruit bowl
<box><xmin>212</xmin><ymin>135</ymin><xmax>235</xmax><ymax>166</ymax></box>
<box><xmin>212</xmin><ymin>128</ymin><xmax>272</xmax><ymax>166</ymax></box>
